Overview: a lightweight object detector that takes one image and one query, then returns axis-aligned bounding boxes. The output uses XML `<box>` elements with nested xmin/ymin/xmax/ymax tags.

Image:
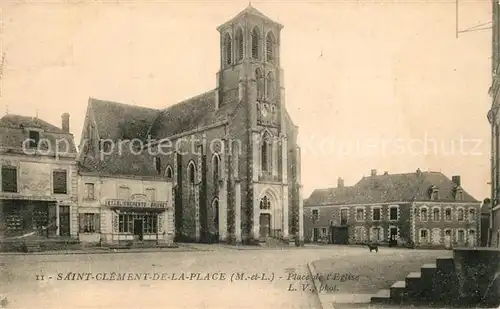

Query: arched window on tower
<box><xmin>266</xmin><ymin>32</ymin><xmax>275</xmax><ymax>63</ymax></box>
<box><xmin>224</xmin><ymin>33</ymin><xmax>232</xmax><ymax>65</ymax></box>
<box><xmin>255</xmin><ymin>68</ymin><xmax>264</xmax><ymax>99</ymax></box>
<box><xmin>251</xmin><ymin>27</ymin><xmax>259</xmax><ymax>59</ymax></box>
<box><xmin>212</xmin><ymin>153</ymin><xmax>220</xmax><ymax>184</ymax></box>
<box><xmin>165</xmin><ymin>165</ymin><xmax>173</xmax><ymax>180</ymax></box>
<box><xmin>266</xmin><ymin>72</ymin><xmax>274</xmax><ymax>100</ymax></box>
<box><xmin>188</xmin><ymin>161</ymin><xmax>196</xmax><ymax>186</ymax></box>
<box><xmin>261</xmin><ymin>132</ymin><xmax>272</xmax><ymax>173</ymax></box>
<box><xmin>235</xmin><ymin>27</ymin><xmax>244</xmax><ymax>61</ymax></box>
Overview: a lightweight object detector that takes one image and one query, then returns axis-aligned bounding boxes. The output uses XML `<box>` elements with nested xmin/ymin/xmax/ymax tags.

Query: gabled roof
<box><xmin>0</xmin><ymin>114</ymin><xmax>64</xmax><ymax>132</ymax></box>
<box><xmin>78</xmin><ymin>147</ymin><xmax>160</xmax><ymax>178</ymax></box>
<box><xmin>305</xmin><ymin>171</ymin><xmax>478</xmax><ymax>206</ymax></box>
<box><xmin>217</xmin><ymin>4</ymin><xmax>283</xmax><ymax>31</ymax></box>
<box><xmin>0</xmin><ymin>114</ymin><xmax>77</xmax><ymax>154</ymax></box>
<box><xmin>147</xmin><ymin>90</ymin><xmax>234</xmax><ymax>140</ymax></box>
<box><xmin>88</xmin><ymin>98</ymin><xmax>160</xmax><ymax>141</ymax></box>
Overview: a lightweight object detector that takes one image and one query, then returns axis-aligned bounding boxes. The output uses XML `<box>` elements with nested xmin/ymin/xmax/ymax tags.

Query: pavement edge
<box><xmin>307</xmin><ymin>261</ymin><xmax>333</xmax><ymax>309</ymax></box>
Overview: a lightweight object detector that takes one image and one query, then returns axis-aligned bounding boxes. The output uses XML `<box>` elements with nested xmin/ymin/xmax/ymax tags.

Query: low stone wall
<box><xmin>453</xmin><ymin>247</ymin><xmax>500</xmax><ymax>307</ymax></box>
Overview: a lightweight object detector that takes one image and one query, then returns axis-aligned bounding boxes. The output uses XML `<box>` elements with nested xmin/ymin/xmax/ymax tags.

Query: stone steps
<box><xmin>371</xmin><ymin>258</ymin><xmax>458</xmax><ymax>306</ymax></box>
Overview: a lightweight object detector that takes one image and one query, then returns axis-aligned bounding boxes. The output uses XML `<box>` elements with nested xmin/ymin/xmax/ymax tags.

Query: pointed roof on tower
<box><xmin>217</xmin><ymin>4</ymin><xmax>283</xmax><ymax>31</ymax></box>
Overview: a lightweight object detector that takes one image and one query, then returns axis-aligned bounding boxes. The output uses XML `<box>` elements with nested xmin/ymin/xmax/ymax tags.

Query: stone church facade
<box><xmin>78</xmin><ymin>5</ymin><xmax>304</xmax><ymax>245</ymax></box>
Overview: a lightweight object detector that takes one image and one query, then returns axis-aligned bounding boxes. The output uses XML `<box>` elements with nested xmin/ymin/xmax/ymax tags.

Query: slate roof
<box><xmin>147</xmin><ymin>90</ymin><xmax>236</xmax><ymax>140</ymax></box>
<box><xmin>0</xmin><ymin>114</ymin><xmax>64</xmax><ymax>132</ymax></box>
<box><xmin>89</xmin><ymin>98</ymin><xmax>160</xmax><ymax>141</ymax></box>
<box><xmin>0</xmin><ymin>114</ymin><xmax>77</xmax><ymax>154</ymax></box>
<box><xmin>305</xmin><ymin>171</ymin><xmax>478</xmax><ymax>206</ymax></box>
<box><xmin>78</xmin><ymin>147</ymin><xmax>160</xmax><ymax>178</ymax></box>
<box><xmin>218</xmin><ymin>4</ymin><xmax>283</xmax><ymax>30</ymax></box>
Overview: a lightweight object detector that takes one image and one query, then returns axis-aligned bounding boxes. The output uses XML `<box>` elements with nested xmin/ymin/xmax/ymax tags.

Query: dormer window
<box><xmin>454</xmin><ymin>188</ymin><xmax>464</xmax><ymax>201</ymax></box>
<box><xmin>429</xmin><ymin>185</ymin><xmax>439</xmax><ymax>200</ymax></box>
<box><xmin>28</xmin><ymin>130</ymin><xmax>40</xmax><ymax>148</ymax></box>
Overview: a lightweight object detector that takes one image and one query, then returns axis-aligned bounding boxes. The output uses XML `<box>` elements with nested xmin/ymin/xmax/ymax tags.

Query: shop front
<box><xmin>103</xmin><ymin>195</ymin><xmax>174</xmax><ymax>245</ymax></box>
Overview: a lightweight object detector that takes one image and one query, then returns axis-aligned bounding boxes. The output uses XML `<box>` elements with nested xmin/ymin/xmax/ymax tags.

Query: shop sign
<box><xmin>105</xmin><ymin>199</ymin><xmax>169</xmax><ymax>208</ymax></box>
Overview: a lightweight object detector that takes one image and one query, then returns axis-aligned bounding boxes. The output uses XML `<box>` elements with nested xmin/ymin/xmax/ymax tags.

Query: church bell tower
<box><xmin>215</xmin><ymin>4</ymin><xmax>284</xmax><ymax>131</ymax></box>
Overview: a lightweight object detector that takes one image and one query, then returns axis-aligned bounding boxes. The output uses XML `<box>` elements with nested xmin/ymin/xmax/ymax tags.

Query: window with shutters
<box><xmin>312</xmin><ymin>209</ymin><xmax>319</xmax><ymax>223</ymax></box>
<box><xmin>84</xmin><ymin>183</ymin><xmax>95</xmax><ymax>200</ymax></box>
<box><xmin>1</xmin><ymin>166</ymin><xmax>17</xmax><ymax>192</ymax></box>
<box><xmin>53</xmin><ymin>170</ymin><xmax>67</xmax><ymax>194</ymax></box>
<box><xmin>79</xmin><ymin>213</ymin><xmax>100</xmax><ymax>233</ymax></box>
<box><xmin>28</xmin><ymin>130</ymin><xmax>40</xmax><ymax>148</ymax></box>
<box><xmin>146</xmin><ymin>188</ymin><xmax>156</xmax><ymax>201</ymax></box>
<box><xmin>445</xmin><ymin>208</ymin><xmax>452</xmax><ymax>221</ymax></box>
<box><xmin>433</xmin><ymin>208</ymin><xmax>440</xmax><ymax>221</ymax></box>
<box><xmin>251</xmin><ymin>27</ymin><xmax>259</xmax><ymax>59</ymax></box>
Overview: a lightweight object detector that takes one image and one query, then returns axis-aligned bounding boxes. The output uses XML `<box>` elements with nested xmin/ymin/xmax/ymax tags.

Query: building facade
<box><xmin>77</xmin><ymin>5</ymin><xmax>303</xmax><ymax>245</ymax></box>
<box><xmin>304</xmin><ymin>169</ymin><xmax>481</xmax><ymax>248</ymax></box>
<box><xmin>488</xmin><ymin>0</ymin><xmax>500</xmax><ymax>248</ymax></box>
<box><xmin>0</xmin><ymin>113</ymin><xmax>78</xmax><ymax>240</ymax></box>
<box><xmin>77</xmin><ymin>155</ymin><xmax>174</xmax><ymax>245</ymax></box>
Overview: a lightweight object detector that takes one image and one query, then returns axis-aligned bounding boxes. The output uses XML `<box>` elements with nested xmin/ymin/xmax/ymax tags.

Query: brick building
<box><xmin>488</xmin><ymin>0</ymin><xmax>500</xmax><ymax>248</ymax></box>
<box><xmin>0</xmin><ymin>113</ymin><xmax>78</xmax><ymax>241</ymax></box>
<box><xmin>77</xmin><ymin>154</ymin><xmax>174</xmax><ymax>246</ymax></box>
<box><xmin>304</xmin><ymin>169</ymin><xmax>481</xmax><ymax>248</ymax></box>
<box><xmin>77</xmin><ymin>5</ymin><xmax>303</xmax><ymax>245</ymax></box>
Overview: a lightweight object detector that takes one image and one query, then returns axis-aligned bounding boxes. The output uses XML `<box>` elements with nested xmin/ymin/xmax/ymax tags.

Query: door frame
<box><xmin>59</xmin><ymin>205</ymin><xmax>71</xmax><ymax>237</ymax></box>
<box><xmin>133</xmin><ymin>219</ymin><xmax>143</xmax><ymax>241</ymax></box>
<box><xmin>259</xmin><ymin>213</ymin><xmax>271</xmax><ymax>240</ymax></box>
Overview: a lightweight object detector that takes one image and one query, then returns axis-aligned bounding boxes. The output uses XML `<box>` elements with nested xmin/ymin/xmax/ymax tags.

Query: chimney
<box><xmin>383</xmin><ymin>171</ymin><xmax>389</xmax><ymax>175</ymax></box>
<box><xmin>61</xmin><ymin>113</ymin><xmax>70</xmax><ymax>133</ymax></box>
<box><xmin>337</xmin><ymin>177</ymin><xmax>344</xmax><ymax>188</ymax></box>
<box><xmin>416</xmin><ymin>168</ymin><xmax>422</xmax><ymax>176</ymax></box>
<box><xmin>370</xmin><ymin>169</ymin><xmax>377</xmax><ymax>176</ymax></box>
<box><xmin>452</xmin><ymin>175</ymin><xmax>461</xmax><ymax>187</ymax></box>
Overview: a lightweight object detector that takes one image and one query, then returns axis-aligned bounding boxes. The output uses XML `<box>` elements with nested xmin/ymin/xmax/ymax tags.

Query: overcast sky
<box><xmin>0</xmin><ymin>0</ymin><xmax>492</xmax><ymax>200</ymax></box>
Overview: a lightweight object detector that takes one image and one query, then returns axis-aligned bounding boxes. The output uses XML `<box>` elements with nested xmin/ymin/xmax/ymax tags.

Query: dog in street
<box><xmin>368</xmin><ymin>243</ymin><xmax>378</xmax><ymax>252</ymax></box>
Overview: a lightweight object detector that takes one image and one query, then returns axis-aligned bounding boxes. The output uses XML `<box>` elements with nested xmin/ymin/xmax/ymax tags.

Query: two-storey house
<box><xmin>304</xmin><ymin>169</ymin><xmax>481</xmax><ymax>248</ymax></box>
<box><xmin>0</xmin><ymin>113</ymin><xmax>78</xmax><ymax>244</ymax></box>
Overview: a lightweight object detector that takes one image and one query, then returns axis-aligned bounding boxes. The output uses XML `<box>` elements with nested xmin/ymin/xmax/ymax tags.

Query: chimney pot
<box><xmin>452</xmin><ymin>175</ymin><xmax>461</xmax><ymax>187</ymax></box>
<box><xmin>61</xmin><ymin>113</ymin><xmax>70</xmax><ymax>133</ymax></box>
<box><xmin>337</xmin><ymin>177</ymin><xmax>344</xmax><ymax>188</ymax></box>
<box><xmin>370</xmin><ymin>169</ymin><xmax>377</xmax><ymax>176</ymax></box>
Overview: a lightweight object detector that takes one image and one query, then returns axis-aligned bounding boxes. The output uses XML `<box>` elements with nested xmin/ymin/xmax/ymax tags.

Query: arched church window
<box><xmin>266</xmin><ymin>72</ymin><xmax>274</xmax><ymax>100</ymax></box>
<box><xmin>165</xmin><ymin>165</ymin><xmax>173</xmax><ymax>179</ymax></box>
<box><xmin>188</xmin><ymin>161</ymin><xmax>196</xmax><ymax>185</ymax></box>
<box><xmin>154</xmin><ymin>156</ymin><xmax>161</xmax><ymax>174</ymax></box>
<box><xmin>251</xmin><ymin>27</ymin><xmax>259</xmax><ymax>59</ymax></box>
<box><xmin>212</xmin><ymin>153</ymin><xmax>220</xmax><ymax>184</ymax></box>
<box><xmin>266</xmin><ymin>32</ymin><xmax>275</xmax><ymax>63</ymax></box>
<box><xmin>261</xmin><ymin>132</ymin><xmax>272</xmax><ymax>172</ymax></box>
<box><xmin>260</xmin><ymin>196</ymin><xmax>271</xmax><ymax>210</ymax></box>
<box><xmin>213</xmin><ymin>198</ymin><xmax>219</xmax><ymax>228</ymax></box>
<box><xmin>235</xmin><ymin>27</ymin><xmax>244</xmax><ymax>61</ymax></box>
<box><xmin>224</xmin><ymin>33</ymin><xmax>232</xmax><ymax>65</ymax></box>
<box><xmin>255</xmin><ymin>68</ymin><xmax>264</xmax><ymax>99</ymax></box>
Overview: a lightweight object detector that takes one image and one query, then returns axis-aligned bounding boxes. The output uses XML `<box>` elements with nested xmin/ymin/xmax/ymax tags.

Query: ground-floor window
<box><xmin>419</xmin><ymin>229</ymin><xmax>429</xmax><ymax>243</ymax></box>
<box><xmin>79</xmin><ymin>213</ymin><xmax>100</xmax><ymax>233</ymax></box>
<box><xmin>118</xmin><ymin>213</ymin><xmax>158</xmax><ymax>234</ymax></box>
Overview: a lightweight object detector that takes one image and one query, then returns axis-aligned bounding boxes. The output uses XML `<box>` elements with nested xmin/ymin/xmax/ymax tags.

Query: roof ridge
<box><xmin>161</xmin><ymin>89</ymin><xmax>215</xmax><ymax>112</ymax></box>
<box><xmin>89</xmin><ymin>97</ymin><xmax>159</xmax><ymax>111</ymax></box>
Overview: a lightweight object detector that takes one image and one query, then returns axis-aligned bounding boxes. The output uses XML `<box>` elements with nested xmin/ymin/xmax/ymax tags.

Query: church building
<box><xmin>78</xmin><ymin>5</ymin><xmax>304</xmax><ymax>245</ymax></box>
